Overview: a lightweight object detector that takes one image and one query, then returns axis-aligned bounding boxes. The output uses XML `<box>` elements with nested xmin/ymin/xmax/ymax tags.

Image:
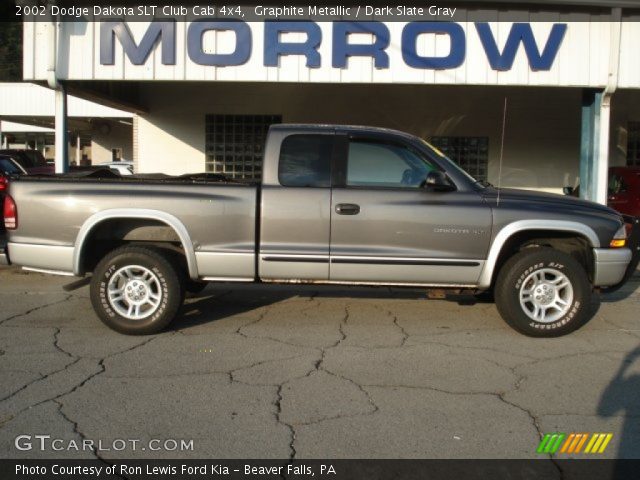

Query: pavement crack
<box><xmin>391</xmin><ymin>311</ymin><xmax>409</xmax><ymax>347</ymax></box>
<box><xmin>236</xmin><ymin>306</ymin><xmax>271</xmax><ymax>339</ymax></box>
<box><xmin>0</xmin><ymin>295</ymin><xmax>73</xmax><ymax>326</ymax></box>
<box><xmin>313</xmin><ymin>305</ymin><xmax>348</xmax><ymax>372</ymax></box>
<box><xmin>53</xmin><ymin>327</ymin><xmax>76</xmax><ymax>359</ymax></box>
<box><xmin>275</xmin><ymin>384</ymin><xmax>297</xmax><ymax>460</ymax></box>
<box><xmin>7</xmin><ymin>335</ymin><xmax>161</xmax><ymax>415</ymax></box>
<box><xmin>0</xmin><ymin>358</ymin><xmax>79</xmax><ymax>403</ymax></box>
<box><xmin>53</xmin><ymin>400</ymin><xmax>130</xmax><ymax>480</ymax></box>
<box><xmin>229</xmin><ymin>353</ymin><xmax>321</xmax><ymax>386</ymax></box>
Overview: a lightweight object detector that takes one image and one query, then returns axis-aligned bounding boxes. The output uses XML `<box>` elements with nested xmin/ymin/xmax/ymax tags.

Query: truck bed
<box><xmin>5</xmin><ymin>172</ymin><xmax>259</xmax><ymax>280</ymax></box>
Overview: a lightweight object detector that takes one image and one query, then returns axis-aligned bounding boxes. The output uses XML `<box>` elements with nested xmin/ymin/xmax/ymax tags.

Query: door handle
<box><xmin>335</xmin><ymin>203</ymin><xmax>360</xmax><ymax>215</ymax></box>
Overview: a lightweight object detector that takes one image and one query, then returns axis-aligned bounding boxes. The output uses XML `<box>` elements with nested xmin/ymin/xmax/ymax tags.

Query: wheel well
<box><xmin>492</xmin><ymin>230</ymin><xmax>594</xmax><ymax>287</ymax></box>
<box><xmin>79</xmin><ymin>218</ymin><xmax>187</xmax><ymax>275</ymax></box>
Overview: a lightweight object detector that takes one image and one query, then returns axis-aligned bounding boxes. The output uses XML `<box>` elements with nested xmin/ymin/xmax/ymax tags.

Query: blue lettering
<box><xmin>475</xmin><ymin>22</ymin><xmax>567</xmax><ymax>71</ymax></box>
<box><xmin>402</xmin><ymin>22</ymin><xmax>465</xmax><ymax>70</ymax></box>
<box><xmin>264</xmin><ymin>21</ymin><xmax>322</xmax><ymax>68</ymax></box>
<box><xmin>100</xmin><ymin>21</ymin><xmax>175</xmax><ymax>65</ymax></box>
<box><xmin>187</xmin><ymin>20</ymin><xmax>251</xmax><ymax>66</ymax></box>
<box><xmin>98</xmin><ymin>21</ymin><xmax>567</xmax><ymax>73</ymax></box>
<box><xmin>332</xmin><ymin>22</ymin><xmax>390</xmax><ymax>69</ymax></box>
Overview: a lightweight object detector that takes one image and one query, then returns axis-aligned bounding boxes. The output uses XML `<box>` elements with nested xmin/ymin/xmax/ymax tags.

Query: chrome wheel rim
<box><xmin>519</xmin><ymin>268</ymin><xmax>573</xmax><ymax>323</ymax></box>
<box><xmin>107</xmin><ymin>265</ymin><xmax>162</xmax><ymax>320</ymax></box>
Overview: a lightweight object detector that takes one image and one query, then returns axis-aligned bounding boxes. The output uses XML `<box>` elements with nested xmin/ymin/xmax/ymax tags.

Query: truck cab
<box><xmin>259</xmin><ymin>125</ymin><xmax>492</xmax><ymax>286</ymax></box>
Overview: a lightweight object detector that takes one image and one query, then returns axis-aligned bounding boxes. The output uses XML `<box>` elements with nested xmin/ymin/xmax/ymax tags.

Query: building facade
<box><xmin>0</xmin><ymin>82</ymin><xmax>133</xmax><ymax>164</ymax></box>
<box><xmin>21</xmin><ymin>2</ymin><xmax>640</xmax><ymax>199</ymax></box>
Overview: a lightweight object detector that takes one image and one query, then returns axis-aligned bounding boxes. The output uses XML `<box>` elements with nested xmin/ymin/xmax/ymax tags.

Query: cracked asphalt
<box><xmin>0</xmin><ymin>266</ymin><xmax>639</xmax><ymax>461</ymax></box>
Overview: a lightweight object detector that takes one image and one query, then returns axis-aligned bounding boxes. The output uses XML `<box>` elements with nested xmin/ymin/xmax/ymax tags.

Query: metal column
<box><xmin>54</xmin><ymin>85</ymin><xmax>68</xmax><ymax>174</ymax></box>
<box><xmin>579</xmin><ymin>89</ymin><xmax>601</xmax><ymax>203</ymax></box>
<box><xmin>75</xmin><ymin>133</ymin><xmax>81</xmax><ymax>165</ymax></box>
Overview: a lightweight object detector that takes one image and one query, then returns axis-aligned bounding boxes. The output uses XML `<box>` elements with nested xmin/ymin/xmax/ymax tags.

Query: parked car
<box><xmin>97</xmin><ymin>161</ymin><xmax>134</xmax><ymax>175</ymax></box>
<box><xmin>1</xmin><ymin>125</ymin><xmax>637</xmax><ymax>337</ymax></box>
<box><xmin>0</xmin><ymin>149</ymin><xmax>53</xmax><ymax>175</ymax></box>
<box><xmin>564</xmin><ymin>166</ymin><xmax>640</xmax><ymax>223</ymax></box>
<box><xmin>603</xmin><ymin>167</ymin><xmax>640</xmax><ymax>218</ymax></box>
<box><xmin>0</xmin><ymin>155</ymin><xmax>26</xmax><ymax>234</ymax></box>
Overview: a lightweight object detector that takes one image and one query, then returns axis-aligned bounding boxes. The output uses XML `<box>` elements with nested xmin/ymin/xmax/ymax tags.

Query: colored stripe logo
<box><xmin>537</xmin><ymin>433</ymin><xmax>613</xmax><ymax>454</ymax></box>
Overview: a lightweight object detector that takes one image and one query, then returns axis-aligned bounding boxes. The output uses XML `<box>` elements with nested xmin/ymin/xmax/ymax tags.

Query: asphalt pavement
<box><xmin>0</xmin><ymin>266</ymin><xmax>639</xmax><ymax>461</ymax></box>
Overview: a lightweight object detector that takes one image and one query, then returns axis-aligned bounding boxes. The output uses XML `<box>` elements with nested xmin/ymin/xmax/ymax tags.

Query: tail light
<box><xmin>3</xmin><ymin>194</ymin><xmax>17</xmax><ymax>230</ymax></box>
<box><xmin>0</xmin><ymin>175</ymin><xmax>7</xmax><ymax>192</ymax></box>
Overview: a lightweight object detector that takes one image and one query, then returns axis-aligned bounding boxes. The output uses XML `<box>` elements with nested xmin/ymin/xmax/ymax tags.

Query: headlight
<box><xmin>609</xmin><ymin>225</ymin><xmax>627</xmax><ymax>248</ymax></box>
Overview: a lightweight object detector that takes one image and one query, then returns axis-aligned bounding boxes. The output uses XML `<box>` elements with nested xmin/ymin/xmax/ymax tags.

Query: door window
<box><xmin>278</xmin><ymin>134</ymin><xmax>333</xmax><ymax>187</ymax></box>
<box><xmin>346</xmin><ymin>140</ymin><xmax>434</xmax><ymax>188</ymax></box>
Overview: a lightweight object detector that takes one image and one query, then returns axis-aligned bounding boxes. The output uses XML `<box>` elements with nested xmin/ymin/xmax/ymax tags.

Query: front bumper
<box><xmin>598</xmin><ymin>216</ymin><xmax>640</xmax><ymax>292</ymax></box>
<box><xmin>593</xmin><ymin>247</ymin><xmax>632</xmax><ymax>286</ymax></box>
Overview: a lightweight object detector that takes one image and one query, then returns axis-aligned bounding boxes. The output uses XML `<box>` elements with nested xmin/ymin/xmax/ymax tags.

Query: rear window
<box><xmin>278</xmin><ymin>135</ymin><xmax>332</xmax><ymax>188</ymax></box>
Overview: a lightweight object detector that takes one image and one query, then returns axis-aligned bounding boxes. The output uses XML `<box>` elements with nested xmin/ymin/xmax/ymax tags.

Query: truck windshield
<box><xmin>419</xmin><ymin>138</ymin><xmax>483</xmax><ymax>186</ymax></box>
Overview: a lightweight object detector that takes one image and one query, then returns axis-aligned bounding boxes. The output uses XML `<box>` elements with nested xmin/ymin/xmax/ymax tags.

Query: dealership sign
<box><xmin>100</xmin><ymin>21</ymin><xmax>567</xmax><ymax>71</ymax></box>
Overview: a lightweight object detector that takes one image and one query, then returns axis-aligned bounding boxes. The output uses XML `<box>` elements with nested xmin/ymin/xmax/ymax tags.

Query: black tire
<box><xmin>185</xmin><ymin>280</ymin><xmax>209</xmax><ymax>295</ymax></box>
<box><xmin>494</xmin><ymin>248</ymin><xmax>592</xmax><ymax>337</ymax></box>
<box><xmin>90</xmin><ymin>246</ymin><xmax>184</xmax><ymax>335</ymax></box>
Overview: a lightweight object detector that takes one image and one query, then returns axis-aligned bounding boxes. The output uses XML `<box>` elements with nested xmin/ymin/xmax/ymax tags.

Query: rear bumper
<box><xmin>593</xmin><ymin>247</ymin><xmax>632</xmax><ymax>286</ymax></box>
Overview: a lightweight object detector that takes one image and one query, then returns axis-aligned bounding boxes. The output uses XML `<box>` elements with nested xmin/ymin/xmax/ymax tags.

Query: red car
<box><xmin>607</xmin><ymin>167</ymin><xmax>640</xmax><ymax>218</ymax></box>
<box><xmin>565</xmin><ymin>166</ymin><xmax>640</xmax><ymax>218</ymax></box>
<box><xmin>0</xmin><ymin>155</ymin><xmax>27</xmax><ymax>234</ymax></box>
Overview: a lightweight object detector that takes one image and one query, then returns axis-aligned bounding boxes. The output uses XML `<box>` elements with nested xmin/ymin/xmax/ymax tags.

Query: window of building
<box><xmin>627</xmin><ymin>122</ymin><xmax>640</xmax><ymax>167</ymax></box>
<box><xmin>346</xmin><ymin>139</ymin><xmax>434</xmax><ymax>188</ymax></box>
<box><xmin>205</xmin><ymin>114</ymin><xmax>282</xmax><ymax>179</ymax></box>
<box><xmin>430</xmin><ymin>136</ymin><xmax>489</xmax><ymax>182</ymax></box>
<box><xmin>278</xmin><ymin>135</ymin><xmax>333</xmax><ymax>187</ymax></box>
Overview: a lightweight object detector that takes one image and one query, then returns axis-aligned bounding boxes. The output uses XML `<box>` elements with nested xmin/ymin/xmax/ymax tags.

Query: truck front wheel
<box><xmin>90</xmin><ymin>246</ymin><xmax>184</xmax><ymax>335</ymax></box>
<box><xmin>494</xmin><ymin>248</ymin><xmax>592</xmax><ymax>337</ymax></box>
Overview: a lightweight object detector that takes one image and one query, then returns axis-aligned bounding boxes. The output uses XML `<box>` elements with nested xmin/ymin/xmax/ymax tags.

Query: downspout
<box><xmin>46</xmin><ymin>8</ymin><xmax>58</xmax><ymax>90</ymax></box>
<box><xmin>595</xmin><ymin>7</ymin><xmax>622</xmax><ymax>205</ymax></box>
<box><xmin>46</xmin><ymin>3</ymin><xmax>68</xmax><ymax>173</ymax></box>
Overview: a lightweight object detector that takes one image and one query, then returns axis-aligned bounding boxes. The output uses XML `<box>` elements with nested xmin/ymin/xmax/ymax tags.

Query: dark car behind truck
<box><xmin>1</xmin><ymin>125</ymin><xmax>638</xmax><ymax>337</ymax></box>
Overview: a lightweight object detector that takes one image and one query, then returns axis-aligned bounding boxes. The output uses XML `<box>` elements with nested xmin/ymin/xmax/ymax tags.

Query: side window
<box><xmin>347</xmin><ymin>140</ymin><xmax>434</xmax><ymax>188</ymax></box>
<box><xmin>278</xmin><ymin>135</ymin><xmax>333</xmax><ymax>187</ymax></box>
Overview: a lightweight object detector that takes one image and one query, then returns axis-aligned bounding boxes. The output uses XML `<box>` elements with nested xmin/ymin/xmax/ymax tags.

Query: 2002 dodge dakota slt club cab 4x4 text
<box><xmin>1</xmin><ymin>125</ymin><xmax>638</xmax><ymax>337</ymax></box>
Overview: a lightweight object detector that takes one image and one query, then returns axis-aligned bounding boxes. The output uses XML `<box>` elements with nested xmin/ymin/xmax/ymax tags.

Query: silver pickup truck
<box><xmin>1</xmin><ymin>125</ymin><xmax>638</xmax><ymax>337</ymax></box>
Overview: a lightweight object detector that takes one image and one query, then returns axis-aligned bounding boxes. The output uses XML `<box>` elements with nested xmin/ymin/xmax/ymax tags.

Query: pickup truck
<box><xmin>1</xmin><ymin>125</ymin><xmax>638</xmax><ymax>337</ymax></box>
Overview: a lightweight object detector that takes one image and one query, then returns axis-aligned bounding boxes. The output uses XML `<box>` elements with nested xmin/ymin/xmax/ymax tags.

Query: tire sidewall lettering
<box><xmin>99</xmin><ymin>259</ymin><xmax>168</xmax><ymax>324</ymax></box>
<box><xmin>514</xmin><ymin>260</ymin><xmax>580</xmax><ymax>330</ymax></box>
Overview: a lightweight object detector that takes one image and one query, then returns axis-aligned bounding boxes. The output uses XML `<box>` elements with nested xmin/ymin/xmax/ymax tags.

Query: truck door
<box><xmin>329</xmin><ymin>133</ymin><xmax>492</xmax><ymax>285</ymax></box>
<box><xmin>259</xmin><ymin>131</ymin><xmax>335</xmax><ymax>281</ymax></box>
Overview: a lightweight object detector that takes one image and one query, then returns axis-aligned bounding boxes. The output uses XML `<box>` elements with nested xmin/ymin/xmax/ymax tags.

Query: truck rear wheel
<box><xmin>90</xmin><ymin>246</ymin><xmax>184</xmax><ymax>335</ymax></box>
<box><xmin>494</xmin><ymin>248</ymin><xmax>592</xmax><ymax>337</ymax></box>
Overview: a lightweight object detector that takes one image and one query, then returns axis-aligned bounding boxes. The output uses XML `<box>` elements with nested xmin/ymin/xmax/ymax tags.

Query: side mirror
<box><xmin>562</xmin><ymin>186</ymin><xmax>574</xmax><ymax>196</ymax></box>
<box><xmin>424</xmin><ymin>171</ymin><xmax>455</xmax><ymax>192</ymax></box>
